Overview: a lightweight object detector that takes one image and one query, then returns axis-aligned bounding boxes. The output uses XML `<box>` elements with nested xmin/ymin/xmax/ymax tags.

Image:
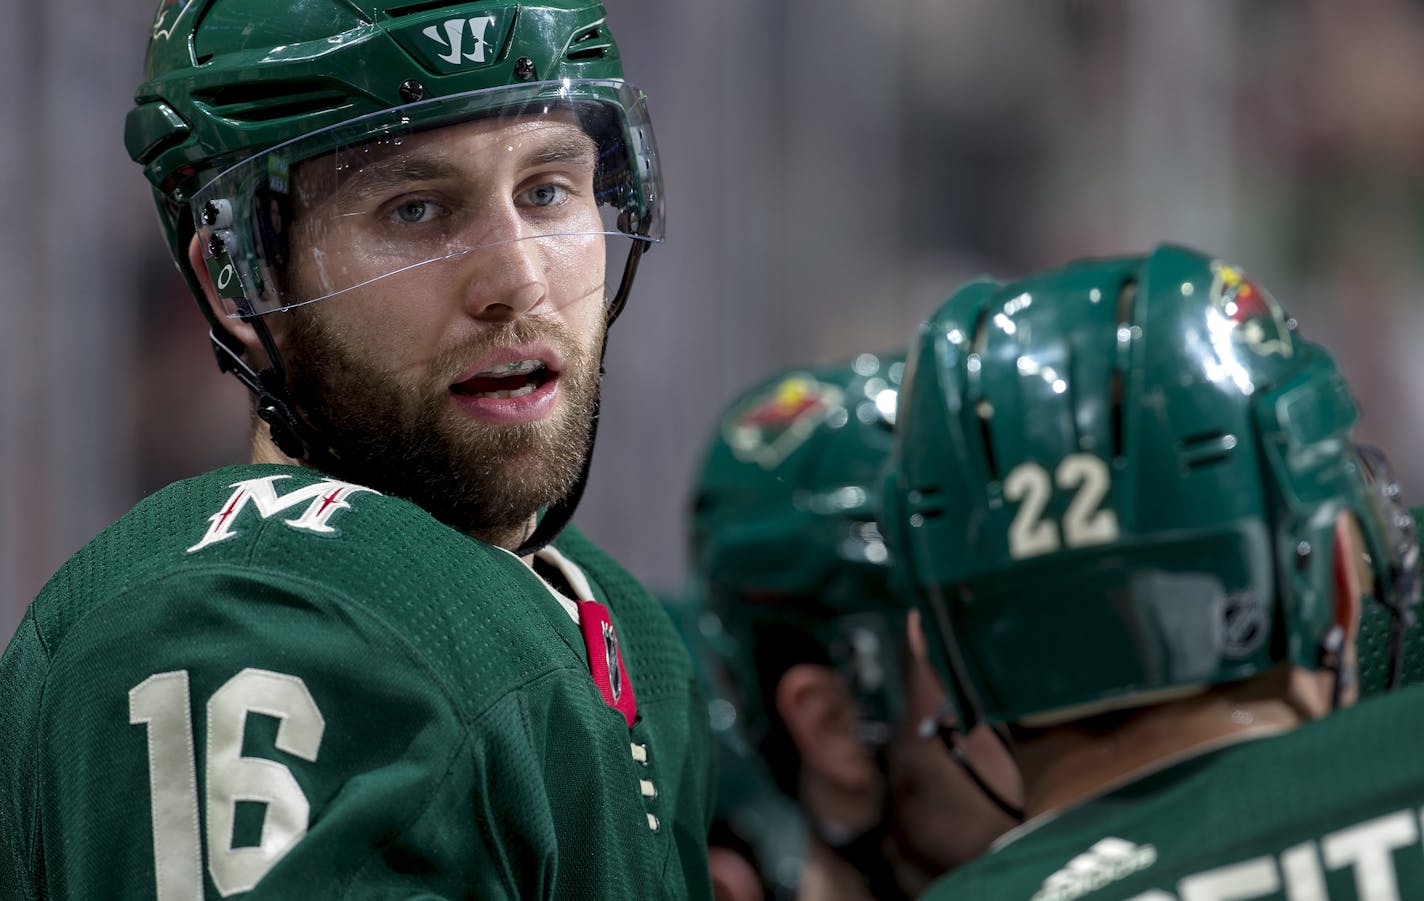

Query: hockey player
<box><xmin>883</xmin><ymin>245</ymin><xmax>1424</xmax><ymax>899</ymax></box>
<box><xmin>690</xmin><ymin>355</ymin><xmax>1021</xmax><ymax>900</ymax></box>
<box><xmin>0</xmin><ymin>2</ymin><xmax>714</xmax><ymax>898</ymax></box>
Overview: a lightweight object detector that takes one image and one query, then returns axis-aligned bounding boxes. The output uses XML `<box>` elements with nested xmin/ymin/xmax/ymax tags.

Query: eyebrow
<box><xmin>333</xmin><ymin>130</ymin><xmax>600</xmax><ymax>200</ymax></box>
<box><xmin>337</xmin><ymin>158</ymin><xmax>463</xmax><ymax>199</ymax></box>
<box><xmin>524</xmin><ymin>133</ymin><xmax>599</xmax><ymax>167</ymax></box>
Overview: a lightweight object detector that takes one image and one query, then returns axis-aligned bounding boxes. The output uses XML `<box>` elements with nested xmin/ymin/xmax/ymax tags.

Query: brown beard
<box><xmin>280</xmin><ymin>308</ymin><xmax>603</xmax><ymax>549</ymax></box>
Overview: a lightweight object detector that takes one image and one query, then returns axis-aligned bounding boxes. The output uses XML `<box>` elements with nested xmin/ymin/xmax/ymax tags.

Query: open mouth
<box><xmin>450</xmin><ymin>359</ymin><xmax>557</xmax><ymax>399</ymax></box>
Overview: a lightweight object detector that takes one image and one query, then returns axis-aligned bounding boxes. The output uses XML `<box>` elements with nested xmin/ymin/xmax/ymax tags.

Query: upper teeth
<box><xmin>479</xmin><ymin>359</ymin><xmax>544</xmax><ymax>376</ymax></box>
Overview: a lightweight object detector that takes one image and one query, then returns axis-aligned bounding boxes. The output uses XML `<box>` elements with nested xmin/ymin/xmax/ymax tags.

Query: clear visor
<box><xmin>192</xmin><ymin>79</ymin><xmax>662</xmax><ymax>317</ymax></box>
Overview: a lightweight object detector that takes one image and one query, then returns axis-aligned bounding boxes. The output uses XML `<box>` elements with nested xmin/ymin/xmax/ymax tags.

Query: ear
<box><xmin>1331</xmin><ymin>510</ymin><xmax>1368</xmax><ymax>647</ymax></box>
<box><xmin>187</xmin><ymin>233</ymin><xmax>265</xmax><ymax>357</ymax></box>
<box><xmin>775</xmin><ymin>663</ymin><xmax>877</xmax><ymax>792</ymax></box>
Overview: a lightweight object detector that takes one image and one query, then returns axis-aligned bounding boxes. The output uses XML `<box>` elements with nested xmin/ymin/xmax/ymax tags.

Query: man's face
<box><xmin>273</xmin><ymin>112</ymin><xmax>609</xmax><ymax>549</ymax></box>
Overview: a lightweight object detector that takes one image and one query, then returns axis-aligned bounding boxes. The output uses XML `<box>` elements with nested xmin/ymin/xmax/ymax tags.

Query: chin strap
<box><xmin>1318</xmin><ymin>624</ymin><xmax>1355</xmax><ymax>712</ymax></box>
<box><xmin>512</xmin><ymin>237</ymin><xmax>648</xmax><ymax>557</ymax></box>
<box><xmin>208</xmin><ymin>320</ymin><xmax>310</xmax><ymax>460</ymax></box>
<box><xmin>512</xmin><ymin>376</ymin><xmax>603</xmax><ymax>558</ymax></box>
<box><xmin>922</xmin><ymin>705</ymin><xmax>1026</xmax><ymax>823</ymax></box>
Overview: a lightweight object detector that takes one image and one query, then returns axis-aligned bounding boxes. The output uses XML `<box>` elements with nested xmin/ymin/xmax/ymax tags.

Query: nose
<box><xmin>460</xmin><ymin>225</ymin><xmax>550</xmax><ymax>323</ymax></box>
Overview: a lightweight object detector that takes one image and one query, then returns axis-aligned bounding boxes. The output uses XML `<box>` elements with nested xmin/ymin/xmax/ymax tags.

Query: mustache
<box><xmin>430</xmin><ymin>315</ymin><xmax>594</xmax><ymax>381</ymax></box>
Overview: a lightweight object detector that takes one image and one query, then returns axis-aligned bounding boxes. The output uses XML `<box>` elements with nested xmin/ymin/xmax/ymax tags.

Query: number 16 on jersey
<box><xmin>129</xmin><ymin>668</ymin><xmax>325</xmax><ymax>899</ymax></box>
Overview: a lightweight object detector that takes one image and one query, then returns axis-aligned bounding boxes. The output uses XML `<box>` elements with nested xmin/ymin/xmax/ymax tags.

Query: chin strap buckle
<box><xmin>208</xmin><ymin>326</ymin><xmax>309</xmax><ymax>460</ymax></box>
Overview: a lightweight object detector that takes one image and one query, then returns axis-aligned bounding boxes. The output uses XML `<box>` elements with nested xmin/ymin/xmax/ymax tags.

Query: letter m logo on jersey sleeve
<box><xmin>187</xmin><ymin>476</ymin><xmax>380</xmax><ymax>553</ymax></box>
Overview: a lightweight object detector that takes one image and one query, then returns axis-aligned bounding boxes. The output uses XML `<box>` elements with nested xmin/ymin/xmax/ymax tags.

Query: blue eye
<box><xmin>393</xmin><ymin>199</ymin><xmax>436</xmax><ymax>223</ymax></box>
<box><xmin>524</xmin><ymin>184</ymin><xmax>565</xmax><ymax>207</ymax></box>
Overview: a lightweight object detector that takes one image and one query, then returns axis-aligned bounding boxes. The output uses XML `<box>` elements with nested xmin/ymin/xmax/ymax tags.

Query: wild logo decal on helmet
<box><xmin>724</xmin><ymin>374</ymin><xmax>844</xmax><ymax>470</ymax></box>
<box><xmin>1208</xmin><ymin>260</ymin><xmax>1294</xmax><ymax>359</ymax></box>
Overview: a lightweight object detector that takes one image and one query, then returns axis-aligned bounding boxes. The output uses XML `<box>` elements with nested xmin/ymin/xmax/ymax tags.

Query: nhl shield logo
<box><xmin>578</xmin><ymin>600</ymin><xmax>638</xmax><ymax>728</ymax></box>
<box><xmin>724</xmin><ymin>374</ymin><xmax>845</xmax><ymax>470</ymax></box>
<box><xmin>602</xmin><ymin>621</ymin><xmax>623</xmax><ymax>703</ymax></box>
<box><xmin>1208</xmin><ymin>261</ymin><xmax>1294</xmax><ymax>359</ymax></box>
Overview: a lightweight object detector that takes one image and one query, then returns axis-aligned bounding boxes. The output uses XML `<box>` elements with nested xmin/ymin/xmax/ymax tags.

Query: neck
<box><xmin>246</xmin><ymin>424</ymin><xmax>540</xmax><ymax>565</ymax></box>
<box><xmin>249</xmin><ymin>425</ymin><xmax>295</xmax><ymax>467</ymax></box>
<box><xmin>1015</xmin><ymin>669</ymin><xmax>1328</xmax><ymax>819</ymax></box>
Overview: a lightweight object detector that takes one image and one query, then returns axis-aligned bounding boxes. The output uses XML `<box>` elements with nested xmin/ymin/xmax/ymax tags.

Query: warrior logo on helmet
<box><xmin>151</xmin><ymin>0</ymin><xmax>196</xmax><ymax>42</ymax></box>
<box><xmin>1208</xmin><ymin>261</ymin><xmax>1294</xmax><ymax>359</ymax></box>
<box><xmin>724</xmin><ymin>374</ymin><xmax>844</xmax><ymax>470</ymax></box>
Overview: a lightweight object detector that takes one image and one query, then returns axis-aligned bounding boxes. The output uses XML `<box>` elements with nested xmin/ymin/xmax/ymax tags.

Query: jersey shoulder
<box><xmin>27</xmin><ymin>464</ymin><xmax>581</xmax><ymax>712</ymax></box>
<box><xmin>929</xmin><ymin>686</ymin><xmax>1424</xmax><ymax>900</ymax></box>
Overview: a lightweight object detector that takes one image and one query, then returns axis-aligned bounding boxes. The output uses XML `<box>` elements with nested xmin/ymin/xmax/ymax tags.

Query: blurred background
<box><xmin>4</xmin><ymin>0</ymin><xmax>1424</xmax><ymax>643</ymax></box>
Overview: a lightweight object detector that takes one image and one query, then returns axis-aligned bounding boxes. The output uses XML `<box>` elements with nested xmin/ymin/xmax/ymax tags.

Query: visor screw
<box><xmin>514</xmin><ymin>57</ymin><xmax>536</xmax><ymax>81</ymax></box>
<box><xmin>398</xmin><ymin>79</ymin><xmax>425</xmax><ymax>103</ymax></box>
<box><xmin>207</xmin><ymin>234</ymin><xmax>225</xmax><ymax>257</ymax></box>
<box><xmin>1296</xmin><ymin>540</ymin><xmax>1312</xmax><ymax>569</ymax></box>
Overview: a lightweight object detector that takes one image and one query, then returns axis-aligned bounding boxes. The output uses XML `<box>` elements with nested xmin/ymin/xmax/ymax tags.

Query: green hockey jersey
<box><xmin>921</xmin><ymin>683</ymin><xmax>1424</xmax><ymax>900</ymax></box>
<box><xmin>0</xmin><ymin>464</ymin><xmax>715</xmax><ymax>900</ymax></box>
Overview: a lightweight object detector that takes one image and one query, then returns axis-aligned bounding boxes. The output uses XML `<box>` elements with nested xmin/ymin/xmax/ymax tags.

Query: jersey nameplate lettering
<box><xmin>1055</xmin><ymin>809</ymin><xmax>1421</xmax><ymax>900</ymax></box>
<box><xmin>188</xmin><ymin>475</ymin><xmax>378</xmax><ymax>553</ymax></box>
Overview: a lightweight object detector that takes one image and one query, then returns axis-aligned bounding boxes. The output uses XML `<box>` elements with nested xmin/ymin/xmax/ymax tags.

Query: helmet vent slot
<box><xmin>1178</xmin><ymin>429</ymin><xmax>1238</xmax><ymax>470</ymax></box>
<box><xmin>1110</xmin><ymin>279</ymin><xmax>1138</xmax><ymax>460</ymax></box>
<box><xmin>968</xmin><ymin>305</ymin><xmax>1000</xmax><ymax>482</ymax></box>
<box><xmin>566</xmin><ymin>25</ymin><xmax>610</xmax><ymax>61</ymax></box>
<box><xmin>1109</xmin><ymin>370</ymin><xmax>1125</xmax><ymax>460</ymax></box>
<box><xmin>909</xmin><ymin>487</ymin><xmax>944</xmax><ymax>519</ymax></box>
<box><xmin>194</xmin><ymin>83</ymin><xmax>351</xmax><ymax>123</ymax></box>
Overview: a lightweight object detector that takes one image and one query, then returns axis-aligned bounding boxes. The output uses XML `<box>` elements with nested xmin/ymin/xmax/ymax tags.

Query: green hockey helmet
<box><xmin>690</xmin><ymin>353</ymin><xmax>909</xmax><ymax>779</ymax></box>
<box><xmin>883</xmin><ymin>244</ymin><xmax>1420</xmax><ymax>729</ymax></box>
<box><xmin>126</xmin><ymin>0</ymin><xmax>662</xmax><ymax>325</ymax></box>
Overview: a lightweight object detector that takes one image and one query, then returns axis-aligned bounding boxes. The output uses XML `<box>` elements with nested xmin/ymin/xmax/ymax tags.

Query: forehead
<box><xmin>294</xmin><ymin>109</ymin><xmax>597</xmax><ymax>195</ymax></box>
<box><xmin>348</xmin><ymin>109</ymin><xmax>591</xmax><ymax>169</ymax></box>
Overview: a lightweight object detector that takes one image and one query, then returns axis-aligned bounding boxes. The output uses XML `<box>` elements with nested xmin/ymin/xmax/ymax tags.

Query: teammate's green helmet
<box><xmin>883</xmin><ymin>244</ymin><xmax>1420</xmax><ymax>729</ymax></box>
<box><xmin>690</xmin><ymin>352</ymin><xmax>908</xmax><ymax>782</ymax></box>
<box><xmin>127</xmin><ymin>0</ymin><xmax>661</xmax><ymax>326</ymax></box>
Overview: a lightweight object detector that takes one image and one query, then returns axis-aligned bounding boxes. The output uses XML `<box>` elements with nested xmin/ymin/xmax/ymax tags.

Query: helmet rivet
<box><xmin>514</xmin><ymin>57</ymin><xmax>537</xmax><ymax>81</ymax></box>
<box><xmin>200</xmin><ymin>199</ymin><xmax>232</xmax><ymax>228</ymax></box>
<box><xmin>1296</xmin><ymin>540</ymin><xmax>1312</xmax><ymax>569</ymax></box>
<box><xmin>207</xmin><ymin>234</ymin><xmax>225</xmax><ymax>257</ymax></box>
<box><xmin>398</xmin><ymin>79</ymin><xmax>425</xmax><ymax>103</ymax></box>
